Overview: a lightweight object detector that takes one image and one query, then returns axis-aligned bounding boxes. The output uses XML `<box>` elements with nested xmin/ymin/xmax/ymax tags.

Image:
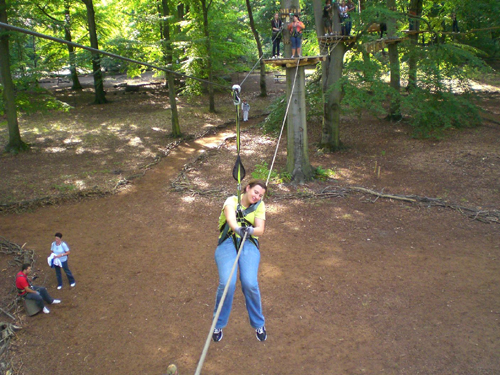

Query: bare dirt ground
<box><xmin>0</xmin><ymin>71</ymin><xmax>499</xmax><ymax>375</ymax></box>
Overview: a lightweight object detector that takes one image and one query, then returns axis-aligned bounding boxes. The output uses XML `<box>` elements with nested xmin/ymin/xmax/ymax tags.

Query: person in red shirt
<box><xmin>16</xmin><ymin>263</ymin><xmax>61</xmax><ymax>314</ymax></box>
<box><xmin>287</xmin><ymin>14</ymin><xmax>305</xmax><ymax>58</ymax></box>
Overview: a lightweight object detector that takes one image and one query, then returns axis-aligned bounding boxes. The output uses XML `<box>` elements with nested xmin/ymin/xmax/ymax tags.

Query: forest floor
<box><xmin>0</xmin><ymin>70</ymin><xmax>499</xmax><ymax>375</ymax></box>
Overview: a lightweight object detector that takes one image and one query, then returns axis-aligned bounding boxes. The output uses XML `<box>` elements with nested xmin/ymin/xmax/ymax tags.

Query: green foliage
<box><xmin>401</xmin><ymin>88</ymin><xmax>480</xmax><ymax>138</ymax></box>
<box><xmin>314</xmin><ymin>166</ymin><xmax>336</xmax><ymax>181</ymax></box>
<box><xmin>251</xmin><ymin>161</ymin><xmax>291</xmax><ymax>184</ymax></box>
<box><xmin>261</xmin><ymin>93</ymin><xmax>286</xmax><ymax>135</ymax></box>
<box><xmin>52</xmin><ymin>183</ymin><xmax>76</xmax><ymax>192</ymax></box>
<box><xmin>0</xmin><ymin>86</ymin><xmax>71</xmax><ymax>116</ymax></box>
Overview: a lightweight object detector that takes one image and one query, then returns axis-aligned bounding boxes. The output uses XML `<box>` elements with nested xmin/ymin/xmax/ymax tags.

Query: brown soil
<box><xmin>0</xmin><ymin>72</ymin><xmax>499</xmax><ymax>375</ymax></box>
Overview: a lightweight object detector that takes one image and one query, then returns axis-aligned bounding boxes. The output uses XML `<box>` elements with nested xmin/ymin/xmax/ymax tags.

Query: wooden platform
<box><xmin>403</xmin><ymin>30</ymin><xmax>426</xmax><ymax>35</ymax></box>
<box><xmin>263</xmin><ymin>55</ymin><xmax>327</xmax><ymax>68</ymax></box>
<box><xmin>318</xmin><ymin>34</ymin><xmax>356</xmax><ymax>44</ymax></box>
<box><xmin>364</xmin><ymin>37</ymin><xmax>406</xmax><ymax>53</ymax></box>
<box><xmin>367</xmin><ymin>23</ymin><xmax>381</xmax><ymax>33</ymax></box>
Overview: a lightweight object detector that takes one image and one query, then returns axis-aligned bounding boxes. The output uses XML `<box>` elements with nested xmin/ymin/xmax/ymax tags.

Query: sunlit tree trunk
<box><xmin>82</xmin><ymin>0</ymin><xmax>107</xmax><ymax>104</ymax></box>
<box><xmin>160</xmin><ymin>0</ymin><xmax>181</xmax><ymax>137</ymax></box>
<box><xmin>0</xmin><ymin>0</ymin><xmax>29</xmax><ymax>153</ymax></box>
<box><xmin>200</xmin><ymin>0</ymin><xmax>215</xmax><ymax>112</ymax></box>
<box><xmin>245</xmin><ymin>0</ymin><xmax>266</xmax><ymax>97</ymax></box>
<box><xmin>313</xmin><ymin>0</ymin><xmax>345</xmax><ymax>151</ymax></box>
<box><xmin>64</xmin><ymin>2</ymin><xmax>82</xmax><ymax>90</ymax></box>
<box><xmin>407</xmin><ymin>0</ymin><xmax>423</xmax><ymax>91</ymax></box>
<box><xmin>387</xmin><ymin>0</ymin><xmax>401</xmax><ymax>120</ymax></box>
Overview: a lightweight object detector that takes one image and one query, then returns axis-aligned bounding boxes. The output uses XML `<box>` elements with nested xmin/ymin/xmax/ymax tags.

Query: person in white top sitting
<box><xmin>51</xmin><ymin>232</ymin><xmax>76</xmax><ymax>289</ymax></box>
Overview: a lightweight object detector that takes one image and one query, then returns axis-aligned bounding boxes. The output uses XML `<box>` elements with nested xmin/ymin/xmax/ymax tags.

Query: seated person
<box><xmin>16</xmin><ymin>263</ymin><xmax>61</xmax><ymax>314</ymax></box>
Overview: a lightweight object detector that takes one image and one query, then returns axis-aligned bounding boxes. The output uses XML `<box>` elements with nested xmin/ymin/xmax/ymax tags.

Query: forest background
<box><xmin>0</xmin><ymin>0</ymin><xmax>500</xmax><ymax>373</ymax></box>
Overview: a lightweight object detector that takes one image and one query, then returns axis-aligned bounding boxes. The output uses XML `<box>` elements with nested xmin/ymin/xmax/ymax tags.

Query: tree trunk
<box><xmin>314</xmin><ymin>0</ymin><xmax>345</xmax><ymax>151</ymax></box>
<box><xmin>286</xmin><ymin>66</ymin><xmax>312</xmax><ymax>183</ymax></box>
<box><xmin>64</xmin><ymin>2</ymin><xmax>82</xmax><ymax>90</ymax></box>
<box><xmin>280</xmin><ymin>0</ymin><xmax>312</xmax><ymax>183</ymax></box>
<box><xmin>407</xmin><ymin>0</ymin><xmax>423</xmax><ymax>91</ymax></box>
<box><xmin>387</xmin><ymin>0</ymin><xmax>401</xmax><ymax>120</ymax></box>
<box><xmin>200</xmin><ymin>0</ymin><xmax>215</xmax><ymax>113</ymax></box>
<box><xmin>245</xmin><ymin>0</ymin><xmax>266</xmax><ymax>97</ymax></box>
<box><xmin>82</xmin><ymin>0</ymin><xmax>107</xmax><ymax>104</ymax></box>
<box><xmin>0</xmin><ymin>0</ymin><xmax>29</xmax><ymax>153</ymax></box>
<box><xmin>161</xmin><ymin>0</ymin><xmax>181</xmax><ymax>137</ymax></box>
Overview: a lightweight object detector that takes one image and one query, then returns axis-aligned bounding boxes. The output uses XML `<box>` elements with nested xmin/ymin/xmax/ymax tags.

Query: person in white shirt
<box><xmin>51</xmin><ymin>232</ymin><xmax>76</xmax><ymax>289</ymax></box>
<box><xmin>242</xmin><ymin>100</ymin><xmax>250</xmax><ymax>122</ymax></box>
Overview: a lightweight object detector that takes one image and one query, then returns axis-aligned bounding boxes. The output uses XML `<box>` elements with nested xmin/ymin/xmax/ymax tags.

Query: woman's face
<box><xmin>274</xmin><ymin>13</ymin><xmax>279</xmax><ymax>20</ymax></box>
<box><xmin>294</xmin><ymin>15</ymin><xmax>298</xmax><ymax>22</ymax></box>
<box><xmin>245</xmin><ymin>185</ymin><xmax>266</xmax><ymax>205</ymax></box>
<box><xmin>55</xmin><ymin>236</ymin><xmax>62</xmax><ymax>245</ymax></box>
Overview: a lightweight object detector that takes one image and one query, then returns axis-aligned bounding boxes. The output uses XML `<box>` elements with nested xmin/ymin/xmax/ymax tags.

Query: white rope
<box><xmin>194</xmin><ymin>233</ymin><xmax>249</xmax><ymax>375</ymax></box>
<box><xmin>239</xmin><ymin>31</ymin><xmax>283</xmax><ymax>88</ymax></box>
<box><xmin>266</xmin><ymin>58</ymin><xmax>301</xmax><ymax>186</ymax></box>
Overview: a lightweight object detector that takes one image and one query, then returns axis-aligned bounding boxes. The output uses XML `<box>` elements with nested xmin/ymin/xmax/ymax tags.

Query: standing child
<box><xmin>242</xmin><ymin>100</ymin><xmax>250</xmax><ymax>122</ymax></box>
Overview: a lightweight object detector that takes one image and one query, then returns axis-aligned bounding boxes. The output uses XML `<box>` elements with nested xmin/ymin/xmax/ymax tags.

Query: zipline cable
<box><xmin>266</xmin><ymin>58</ymin><xmax>301</xmax><ymax>186</ymax></box>
<box><xmin>0</xmin><ymin>21</ymin><xmax>230</xmax><ymax>91</ymax></box>
<box><xmin>194</xmin><ymin>232</ymin><xmax>249</xmax><ymax>375</ymax></box>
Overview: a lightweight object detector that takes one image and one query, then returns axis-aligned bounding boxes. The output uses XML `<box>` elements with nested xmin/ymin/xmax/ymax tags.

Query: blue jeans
<box><xmin>55</xmin><ymin>260</ymin><xmax>75</xmax><ymax>287</ymax></box>
<box><xmin>291</xmin><ymin>36</ymin><xmax>302</xmax><ymax>50</ymax></box>
<box><xmin>25</xmin><ymin>286</ymin><xmax>54</xmax><ymax>309</ymax></box>
<box><xmin>213</xmin><ymin>238</ymin><xmax>265</xmax><ymax>329</ymax></box>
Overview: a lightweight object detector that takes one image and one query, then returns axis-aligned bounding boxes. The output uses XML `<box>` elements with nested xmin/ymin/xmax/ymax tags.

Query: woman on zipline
<box><xmin>212</xmin><ymin>180</ymin><xmax>268</xmax><ymax>342</ymax></box>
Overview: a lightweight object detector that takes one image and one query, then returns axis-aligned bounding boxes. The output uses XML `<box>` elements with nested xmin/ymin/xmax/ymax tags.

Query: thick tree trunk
<box><xmin>407</xmin><ymin>0</ymin><xmax>423</xmax><ymax>91</ymax></box>
<box><xmin>286</xmin><ymin>66</ymin><xmax>312</xmax><ymax>183</ymax></box>
<box><xmin>315</xmin><ymin>0</ymin><xmax>345</xmax><ymax>151</ymax></box>
<box><xmin>387</xmin><ymin>0</ymin><xmax>401</xmax><ymax>120</ymax></box>
<box><xmin>200</xmin><ymin>0</ymin><xmax>215</xmax><ymax>113</ymax></box>
<box><xmin>280</xmin><ymin>0</ymin><xmax>312</xmax><ymax>183</ymax></box>
<box><xmin>161</xmin><ymin>0</ymin><xmax>181</xmax><ymax>137</ymax></box>
<box><xmin>0</xmin><ymin>0</ymin><xmax>29</xmax><ymax>153</ymax></box>
<box><xmin>245</xmin><ymin>0</ymin><xmax>266</xmax><ymax>97</ymax></box>
<box><xmin>82</xmin><ymin>0</ymin><xmax>107</xmax><ymax>104</ymax></box>
<box><xmin>64</xmin><ymin>3</ymin><xmax>82</xmax><ymax>90</ymax></box>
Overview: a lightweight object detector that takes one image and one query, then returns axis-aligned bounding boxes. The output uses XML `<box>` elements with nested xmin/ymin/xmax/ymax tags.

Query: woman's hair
<box><xmin>244</xmin><ymin>179</ymin><xmax>267</xmax><ymax>193</ymax></box>
<box><xmin>55</xmin><ymin>232</ymin><xmax>63</xmax><ymax>238</ymax></box>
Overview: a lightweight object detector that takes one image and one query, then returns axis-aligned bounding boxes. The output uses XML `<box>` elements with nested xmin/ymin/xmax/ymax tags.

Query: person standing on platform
<box><xmin>345</xmin><ymin>0</ymin><xmax>355</xmax><ymax>36</ymax></box>
<box><xmin>288</xmin><ymin>14</ymin><xmax>305</xmax><ymax>58</ymax></box>
<box><xmin>271</xmin><ymin>13</ymin><xmax>283</xmax><ymax>58</ymax></box>
<box><xmin>323</xmin><ymin>0</ymin><xmax>333</xmax><ymax>36</ymax></box>
<box><xmin>451</xmin><ymin>13</ymin><xmax>459</xmax><ymax>33</ymax></box>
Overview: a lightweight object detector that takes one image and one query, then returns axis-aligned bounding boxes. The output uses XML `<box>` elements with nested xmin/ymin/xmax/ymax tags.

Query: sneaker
<box><xmin>57</xmin><ymin>286</ymin><xmax>62</xmax><ymax>290</ymax></box>
<box><xmin>212</xmin><ymin>328</ymin><xmax>223</xmax><ymax>342</ymax></box>
<box><xmin>324</xmin><ymin>33</ymin><xmax>329</xmax><ymax>37</ymax></box>
<box><xmin>52</xmin><ymin>299</ymin><xmax>61</xmax><ymax>304</ymax></box>
<box><xmin>256</xmin><ymin>326</ymin><xmax>267</xmax><ymax>341</ymax></box>
<box><xmin>43</xmin><ymin>307</ymin><xmax>50</xmax><ymax>314</ymax></box>
<box><xmin>70</xmin><ymin>282</ymin><xmax>76</xmax><ymax>288</ymax></box>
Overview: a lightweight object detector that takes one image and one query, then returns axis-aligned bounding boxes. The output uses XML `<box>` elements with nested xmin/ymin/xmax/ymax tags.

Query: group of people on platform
<box><xmin>323</xmin><ymin>0</ymin><xmax>356</xmax><ymax>36</ymax></box>
<box><xmin>271</xmin><ymin>12</ymin><xmax>305</xmax><ymax>58</ymax></box>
